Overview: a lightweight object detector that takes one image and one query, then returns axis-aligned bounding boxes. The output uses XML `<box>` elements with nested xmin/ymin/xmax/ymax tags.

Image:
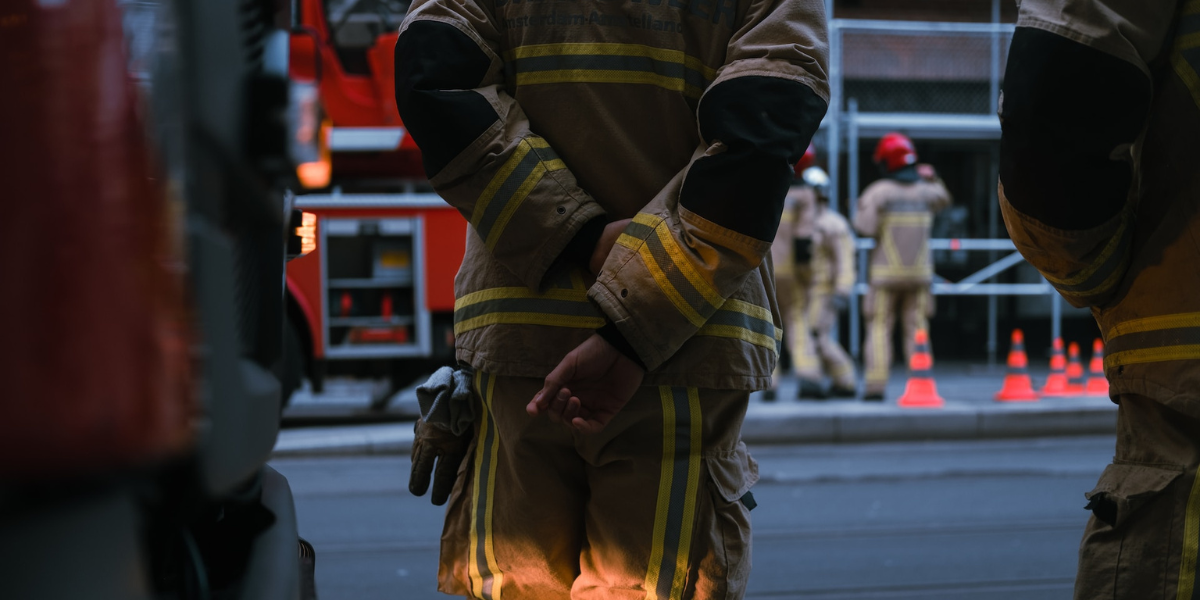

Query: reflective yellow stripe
<box><xmin>1186</xmin><ymin>0</ymin><xmax>1200</xmax><ymax>15</ymax></box>
<box><xmin>642</xmin><ymin>387</ymin><xmax>677</xmax><ymax>597</ymax></box>
<box><xmin>633</xmin><ymin>212</ymin><xmax>664</xmax><ymax>228</ymax></box>
<box><xmin>486</xmin><ymin>162</ymin><xmax>548</xmax><ymax>251</ymax></box>
<box><xmin>469</xmin><ymin>372</ymin><xmax>503</xmax><ymax>599</ymax></box>
<box><xmin>880</xmin><ymin>213</ymin><xmax>932</xmax><ymax>225</ymax></box>
<box><xmin>472</xmin><ymin>143</ymin><xmax>532</xmax><ymax>227</ymax></box>
<box><xmin>721</xmin><ymin>298</ymin><xmax>774</xmax><ymax>323</ymax></box>
<box><xmin>454</xmin><ymin>312</ymin><xmax>606</xmax><ymax>335</ymax></box>
<box><xmin>653</xmin><ymin>225</ymin><xmax>723</xmax><ymax>308</ymax></box>
<box><xmin>696</xmin><ymin>323</ymin><xmax>777</xmax><ymax>351</ymax></box>
<box><xmin>669</xmin><ymin>389</ymin><xmax>703</xmax><ymax>598</ymax></box>
<box><xmin>1178</xmin><ymin>464</ymin><xmax>1200</xmax><ymax>600</ymax></box>
<box><xmin>504</xmin><ymin>43</ymin><xmax>716</xmax><ymax>79</ymax></box>
<box><xmin>637</xmin><ymin>242</ymin><xmax>708</xmax><ymax>327</ymax></box>
<box><xmin>616</xmin><ymin>233</ymin><xmax>642</xmax><ymax>249</ymax></box>
<box><xmin>1041</xmin><ymin>213</ymin><xmax>1130</xmax><ymax>288</ymax></box>
<box><xmin>1108</xmin><ymin>312</ymin><xmax>1200</xmax><ymax>337</ymax></box>
<box><xmin>456</xmin><ymin>287</ymin><xmax>589</xmax><ymax>308</ymax></box>
<box><xmin>1172</xmin><ymin>49</ymin><xmax>1200</xmax><ymax>112</ymax></box>
<box><xmin>1106</xmin><ymin>345</ymin><xmax>1200</xmax><ymax>368</ymax></box>
<box><xmin>1178</xmin><ymin>31</ymin><xmax>1200</xmax><ymax>50</ymax></box>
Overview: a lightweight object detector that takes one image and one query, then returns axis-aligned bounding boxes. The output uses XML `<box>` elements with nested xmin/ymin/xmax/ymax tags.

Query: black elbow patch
<box><xmin>680</xmin><ymin>77</ymin><xmax>827</xmax><ymax>241</ymax></box>
<box><xmin>999</xmin><ymin>27</ymin><xmax>1150</xmax><ymax>230</ymax></box>
<box><xmin>395</xmin><ymin>21</ymin><xmax>500</xmax><ymax>178</ymax></box>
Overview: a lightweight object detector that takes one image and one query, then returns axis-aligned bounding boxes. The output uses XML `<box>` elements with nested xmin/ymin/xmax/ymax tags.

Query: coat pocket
<box><xmin>690</xmin><ymin>441</ymin><xmax>758</xmax><ymax>600</ymax></box>
<box><xmin>1084</xmin><ymin>462</ymin><xmax>1182</xmax><ymax>529</ymax></box>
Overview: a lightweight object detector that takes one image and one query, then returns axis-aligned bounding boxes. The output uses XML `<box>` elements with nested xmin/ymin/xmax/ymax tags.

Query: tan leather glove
<box><xmin>409</xmin><ymin>418</ymin><xmax>471</xmax><ymax>506</ymax></box>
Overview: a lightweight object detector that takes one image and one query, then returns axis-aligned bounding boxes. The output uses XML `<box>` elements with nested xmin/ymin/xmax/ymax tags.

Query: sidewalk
<box><xmin>273</xmin><ymin>364</ymin><xmax>1117</xmax><ymax>457</ymax></box>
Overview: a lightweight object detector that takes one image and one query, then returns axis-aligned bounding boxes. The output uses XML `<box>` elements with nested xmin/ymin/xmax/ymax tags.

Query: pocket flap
<box><xmin>1084</xmin><ymin>463</ymin><xmax>1183</xmax><ymax>528</ymax></box>
<box><xmin>705</xmin><ymin>441</ymin><xmax>759</xmax><ymax>503</ymax></box>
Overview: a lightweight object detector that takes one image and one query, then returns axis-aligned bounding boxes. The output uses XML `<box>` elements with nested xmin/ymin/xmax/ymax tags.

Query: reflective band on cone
<box><xmin>995</xmin><ymin>329</ymin><xmax>1040</xmax><ymax>402</ymax></box>
<box><xmin>898</xmin><ymin>329</ymin><xmax>945</xmax><ymax>408</ymax></box>
<box><xmin>1085</xmin><ymin>338</ymin><xmax>1109</xmax><ymax>396</ymax></box>
<box><xmin>1066</xmin><ymin>342</ymin><xmax>1086</xmax><ymax>395</ymax></box>
<box><xmin>1042</xmin><ymin>337</ymin><xmax>1074</xmax><ymax>397</ymax></box>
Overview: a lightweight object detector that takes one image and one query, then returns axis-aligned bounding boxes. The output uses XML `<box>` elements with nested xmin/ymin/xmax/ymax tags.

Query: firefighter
<box><xmin>395</xmin><ymin>0</ymin><xmax>829</xmax><ymax>595</ymax></box>
<box><xmin>765</xmin><ymin>147</ymin><xmax>825</xmax><ymax>400</ymax></box>
<box><xmin>853</xmin><ymin>133</ymin><xmax>950</xmax><ymax>400</ymax></box>
<box><xmin>805</xmin><ymin>167</ymin><xmax>858</xmax><ymax>398</ymax></box>
<box><xmin>997</xmin><ymin>1</ymin><xmax>1200</xmax><ymax>597</ymax></box>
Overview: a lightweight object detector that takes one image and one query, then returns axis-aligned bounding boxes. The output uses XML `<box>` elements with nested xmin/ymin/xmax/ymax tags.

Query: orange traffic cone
<box><xmin>898</xmin><ymin>329</ymin><xmax>945</xmax><ymax>408</ymax></box>
<box><xmin>1042</xmin><ymin>337</ymin><xmax>1073</xmax><ymax>397</ymax></box>
<box><xmin>1066</xmin><ymin>342</ymin><xmax>1086</xmax><ymax>394</ymax></box>
<box><xmin>1085</xmin><ymin>338</ymin><xmax>1109</xmax><ymax>396</ymax></box>
<box><xmin>995</xmin><ymin>329</ymin><xmax>1040</xmax><ymax>402</ymax></box>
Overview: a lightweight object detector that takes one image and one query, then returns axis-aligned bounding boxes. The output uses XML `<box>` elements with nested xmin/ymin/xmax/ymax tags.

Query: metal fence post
<box><xmin>847</xmin><ymin>98</ymin><xmax>861</xmax><ymax>359</ymax></box>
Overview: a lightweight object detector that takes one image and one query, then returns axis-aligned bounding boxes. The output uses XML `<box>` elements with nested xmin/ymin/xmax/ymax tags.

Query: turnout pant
<box><xmin>1075</xmin><ymin>396</ymin><xmax>1200</xmax><ymax>600</ymax></box>
<box><xmin>862</xmin><ymin>285</ymin><xmax>933</xmax><ymax>396</ymax></box>
<box><xmin>437</xmin><ymin>372</ymin><xmax>758</xmax><ymax>600</ymax></box>
<box><xmin>807</xmin><ymin>287</ymin><xmax>856</xmax><ymax>390</ymax></box>
<box><xmin>775</xmin><ymin>274</ymin><xmax>821</xmax><ymax>383</ymax></box>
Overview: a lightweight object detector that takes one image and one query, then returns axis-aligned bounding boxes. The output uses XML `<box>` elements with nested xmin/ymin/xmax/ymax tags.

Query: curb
<box><xmin>272</xmin><ymin>397</ymin><xmax>1118</xmax><ymax>458</ymax></box>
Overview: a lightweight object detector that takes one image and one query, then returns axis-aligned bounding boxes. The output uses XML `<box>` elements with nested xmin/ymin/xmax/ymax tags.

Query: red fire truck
<box><xmin>284</xmin><ymin>0</ymin><xmax>467</xmax><ymax>403</ymax></box>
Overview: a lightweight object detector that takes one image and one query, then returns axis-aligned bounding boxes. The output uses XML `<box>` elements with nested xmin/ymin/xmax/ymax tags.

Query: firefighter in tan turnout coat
<box><xmin>997</xmin><ymin>0</ymin><xmax>1200</xmax><ymax>597</ymax></box>
<box><xmin>394</xmin><ymin>0</ymin><xmax>830</xmax><ymax>594</ymax></box>
<box><xmin>768</xmin><ymin>162</ymin><xmax>857</xmax><ymax>400</ymax></box>
<box><xmin>853</xmin><ymin>133</ymin><xmax>950</xmax><ymax>400</ymax></box>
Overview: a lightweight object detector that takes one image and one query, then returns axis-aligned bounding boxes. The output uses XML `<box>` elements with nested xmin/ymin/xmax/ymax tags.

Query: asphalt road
<box><xmin>271</xmin><ymin>435</ymin><xmax>1114</xmax><ymax>600</ymax></box>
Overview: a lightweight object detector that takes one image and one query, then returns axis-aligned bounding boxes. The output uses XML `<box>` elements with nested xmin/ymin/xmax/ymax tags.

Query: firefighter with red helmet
<box><xmin>853</xmin><ymin>133</ymin><xmax>950</xmax><ymax>400</ymax></box>
<box><xmin>997</xmin><ymin>0</ymin><xmax>1200</xmax><ymax>596</ymax></box>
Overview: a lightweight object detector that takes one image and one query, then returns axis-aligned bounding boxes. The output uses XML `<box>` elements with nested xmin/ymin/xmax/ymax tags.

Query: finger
<box><xmin>571</xmin><ymin>415</ymin><xmax>610</xmax><ymax>435</ymax></box>
<box><xmin>562</xmin><ymin>395</ymin><xmax>582</xmax><ymax>423</ymax></box>
<box><xmin>431</xmin><ymin>452</ymin><xmax>463</xmax><ymax>506</ymax></box>
<box><xmin>547</xmin><ymin>388</ymin><xmax>571</xmax><ymax>424</ymax></box>
<box><xmin>408</xmin><ymin>447</ymin><xmax>434</xmax><ymax>496</ymax></box>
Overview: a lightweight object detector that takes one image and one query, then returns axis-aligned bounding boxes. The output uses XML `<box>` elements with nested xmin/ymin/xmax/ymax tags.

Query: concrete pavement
<box><xmin>274</xmin><ymin>364</ymin><xmax>1117</xmax><ymax>457</ymax></box>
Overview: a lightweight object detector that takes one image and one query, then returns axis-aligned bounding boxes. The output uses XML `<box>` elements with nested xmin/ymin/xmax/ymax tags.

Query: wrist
<box><xmin>596</xmin><ymin>322</ymin><xmax>646</xmax><ymax>371</ymax></box>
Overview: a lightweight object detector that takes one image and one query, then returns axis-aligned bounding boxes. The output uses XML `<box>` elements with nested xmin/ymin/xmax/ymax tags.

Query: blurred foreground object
<box><xmin>997</xmin><ymin>1</ymin><xmax>1200</xmax><ymax>597</ymax></box>
<box><xmin>0</xmin><ymin>0</ymin><xmax>315</xmax><ymax>598</ymax></box>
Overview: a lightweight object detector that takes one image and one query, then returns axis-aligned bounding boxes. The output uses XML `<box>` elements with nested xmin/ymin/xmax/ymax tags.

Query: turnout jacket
<box><xmin>811</xmin><ymin>208</ymin><xmax>855</xmax><ymax>297</ymax></box>
<box><xmin>853</xmin><ymin>178</ymin><xmax>951</xmax><ymax>287</ymax></box>
<box><xmin>770</xmin><ymin>186</ymin><xmax>818</xmax><ymax>281</ymax></box>
<box><xmin>395</xmin><ymin>0</ymin><xmax>829</xmax><ymax>388</ymax></box>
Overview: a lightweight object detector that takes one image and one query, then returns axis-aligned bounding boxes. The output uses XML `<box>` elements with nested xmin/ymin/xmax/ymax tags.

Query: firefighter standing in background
<box><xmin>854</xmin><ymin>133</ymin><xmax>950</xmax><ymax>400</ymax></box>
<box><xmin>805</xmin><ymin>166</ymin><xmax>858</xmax><ymax>398</ymax></box>
<box><xmin>766</xmin><ymin>147</ymin><xmax>825</xmax><ymax>400</ymax></box>
<box><xmin>395</xmin><ymin>0</ymin><xmax>829</xmax><ymax>594</ymax></box>
<box><xmin>998</xmin><ymin>1</ymin><xmax>1200</xmax><ymax>597</ymax></box>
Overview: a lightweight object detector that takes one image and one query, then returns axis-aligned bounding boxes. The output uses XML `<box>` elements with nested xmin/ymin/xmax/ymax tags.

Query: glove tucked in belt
<box><xmin>410</xmin><ymin>366</ymin><xmax>476</xmax><ymax>506</ymax></box>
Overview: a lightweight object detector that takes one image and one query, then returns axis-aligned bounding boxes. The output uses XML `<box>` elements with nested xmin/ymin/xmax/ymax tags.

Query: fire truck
<box><xmin>284</xmin><ymin>0</ymin><xmax>467</xmax><ymax>404</ymax></box>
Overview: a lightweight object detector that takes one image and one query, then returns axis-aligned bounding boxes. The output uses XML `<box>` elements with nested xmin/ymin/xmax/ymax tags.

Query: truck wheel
<box><xmin>281</xmin><ymin>320</ymin><xmax>304</xmax><ymax>408</ymax></box>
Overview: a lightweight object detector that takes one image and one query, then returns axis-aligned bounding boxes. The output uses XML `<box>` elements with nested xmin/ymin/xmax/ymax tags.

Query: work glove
<box><xmin>409</xmin><ymin>418</ymin><xmax>471</xmax><ymax>506</ymax></box>
<box><xmin>409</xmin><ymin>366</ymin><xmax>476</xmax><ymax>505</ymax></box>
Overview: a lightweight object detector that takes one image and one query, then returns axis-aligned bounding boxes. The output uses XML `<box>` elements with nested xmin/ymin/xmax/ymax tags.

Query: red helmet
<box><xmin>873</xmin><ymin>133</ymin><xmax>917</xmax><ymax>172</ymax></box>
<box><xmin>794</xmin><ymin>143</ymin><xmax>816</xmax><ymax>177</ymax></box>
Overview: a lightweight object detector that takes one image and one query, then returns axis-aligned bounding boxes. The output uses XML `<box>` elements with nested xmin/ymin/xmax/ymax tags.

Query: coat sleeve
<box><xmin>926</xmin><ymin>179</ymin><xmax>953</xmax><ymax>213</ymax></box>
<box><xmin>393</xmin><ymin>0</ymin><xmax>608</xmax><ymax>291</ymax></box>
<box><xmin>587</xmin><ymin>0</ymin><xmax>830</xmax><ymax>371</ymax></box>
<box><xmin>853</xmin><ymin>187</ymin><xmax>881</xmax><ymax>237</ymax></box>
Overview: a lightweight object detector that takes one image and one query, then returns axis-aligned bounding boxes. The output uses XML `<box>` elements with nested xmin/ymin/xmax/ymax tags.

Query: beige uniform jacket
<box><xmin>853</xmin><ymin>178</ymin><xmax>951</xmax><ymax>286</ymax></box>
<box><xmin>1000</xmin><ymin>0</ymin><xmax>1200</xmax><ymax>421</ymax></box>
<box><xmin>812</xmin><ymin>207</ymin><xmax>855</xmax><ymax>296</ymax></box>
<box><xmin>398</xmin><ymin>0</ymin><xmax>830</xmax><ymax>390</ymax></box>
<box><xmin>770</xmin><ymin>186</ymin><xmax>817</xmax><ymax>280</ymax></box>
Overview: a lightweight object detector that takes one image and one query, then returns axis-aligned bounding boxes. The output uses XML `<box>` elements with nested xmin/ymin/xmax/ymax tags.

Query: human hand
<box><xmin>917</xmin><ymin>163</ymin><xmax>937</xmax><ymax>181</ymax></box>
<box><xmin>589</xmin><ymin>218</ymin><xmax>633</xmax><ymax>275</ymax></box>
<box><xmin>409</xmin><ymin>418</ymin><xmax>471</xmax><ymax>506</ymax></box>
<box><xmin>526</xmin><ymin>334</ymin><xmax>645</xmax><ymax>433</ymax></box>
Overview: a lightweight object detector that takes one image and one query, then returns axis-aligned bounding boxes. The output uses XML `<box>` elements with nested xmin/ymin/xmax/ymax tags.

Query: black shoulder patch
<box><xmin>680</xmin><ymin>77</ymin><xmax>827</xmax><ymax>242</ymax></box>
<box><xmin>395</xmin><ymin>21</ymin><xmax>500</xmax><ymax>178</ymax></box>
<box><xmin>999</xmin><ymin>27</ymin><xmax>1150</xmax><ymax>230</ymax></box>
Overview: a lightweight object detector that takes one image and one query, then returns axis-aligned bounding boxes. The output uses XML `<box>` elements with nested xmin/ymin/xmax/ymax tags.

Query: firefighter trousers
<box><xmin>863</xmin><ymin>285</ymin><xmax>933</xmax><ymax>395</ymax></box>
<box><xmin>1075</xmin><ymin>395</ymin><xmax>1200</xmax><ymax>600</ymax></box>
<box><xmin>775</xmin><ymin>274</ymin><xmax>821</xmax><ymax>383</ymax></box>
<box><xmin>437</xmin><ymin>371</ymin><xmax>758</xmax><ymax>600</ymax></box>
<box><xmin>808</xmin><ymin>287</ymin><xmax>856</xmax><ymax>390</ymax></box>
